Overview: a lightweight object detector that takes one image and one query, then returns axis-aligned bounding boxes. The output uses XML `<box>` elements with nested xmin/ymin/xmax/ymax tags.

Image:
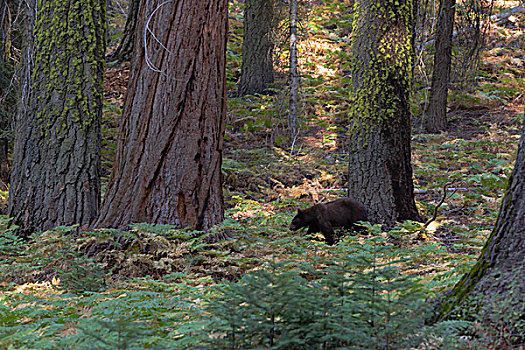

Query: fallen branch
<box><xmin>490</xmin><ymin>6</ymin><xmax>525</xmax><ymax>24</ymax></box>
<box><xmin>414</xmin><ymin>187</ymin><xmax>472</xmax><ymax>194</ymax></box>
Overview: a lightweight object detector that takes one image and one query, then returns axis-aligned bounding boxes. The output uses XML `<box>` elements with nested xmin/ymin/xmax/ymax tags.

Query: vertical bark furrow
<box><xmin>348</xmin><ymin>0</ymin><xmax>420</xmax><ymax>227</ymax></box>
<box><xmin>95</xmin><ymin>0</ymin><xmax>226</xmax><ymax>230</ymax></box>
<box><xmin>425</xmin><ymin>0</ymin><xmax>455</xmax><ymax>133</ymax></box>
<box><xmin>237</xmin><ymin>0</ymin><xmax>275</xmax><ymax>96</ymax></box>
<box><xmin>9</xmin><ymin>0</ymin><xmax>105</xmax><ymax>233</ymax></box>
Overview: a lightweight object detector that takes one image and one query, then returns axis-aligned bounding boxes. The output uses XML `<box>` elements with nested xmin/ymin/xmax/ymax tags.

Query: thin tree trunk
<box><xmin>8</xmin><ymin>0</ymin><xmax>105</xmax><ymax>234</ymax></box>
<box><xmin>288</xmin><ymin>0</ymin><xmax>298</xmax><ymax>143</ymax></box>
<box><xmin>95</xmin><ymin>0</ymin><xmax>227</xmax><ymax>231</ymax></box>
<box><xmin>107</xmin><ymin>0</ymin><xmax>139</xmax><ymax>62</ymax></box>
<box><xmin>0</xmin><ymin>0</ymin><xmax>18</xmax><ymax>189</ymax></box>
<box><xmin>237</xmin><ymin>0</ymin><xmax>275</xmax><ymax>96</ymax></box>
<box><xmin>348</xmin><ymin>0</ymin><xmax>421</xmax><ymax>227</ymax></box>
<box><xmin>0</xmin><ymin>44</ymin><xmax>9</xmax><ymax>189</ymax></box>
<box><xmin>425</xmin><ymin>0</ymin><xmax>456</xmax><ymax>133</ymax></box>
<box><xmin>0</xmin><ymin>64</ymin><xmax>9</xmax><ymax>187</ymax></box>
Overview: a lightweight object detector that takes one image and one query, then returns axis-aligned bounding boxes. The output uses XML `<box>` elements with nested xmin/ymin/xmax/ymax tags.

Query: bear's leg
<box><xmin>319</xmin><ymin>222</ymin><xmax>335</xmax><ymax>245</ymax></box>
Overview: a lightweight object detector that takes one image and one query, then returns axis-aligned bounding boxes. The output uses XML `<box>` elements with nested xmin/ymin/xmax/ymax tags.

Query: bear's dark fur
<box><xmin>289</xmin><ymin>198</ymin><xmax>368</xmax><ymax>245</ymax></box>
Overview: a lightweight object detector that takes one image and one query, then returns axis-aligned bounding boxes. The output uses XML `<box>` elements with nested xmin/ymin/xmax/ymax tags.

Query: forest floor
<box><xmin>0</xmin><ymin>2</ymin><xmax>524</xmax><ymax>348</ymax></box>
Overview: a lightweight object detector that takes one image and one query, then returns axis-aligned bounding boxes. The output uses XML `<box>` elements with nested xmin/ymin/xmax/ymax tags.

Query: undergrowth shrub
<box><xmin>53</xmin><ymin>250</ymin><xmax>107</xmax><ymax>294</ymax></box>
<box><xmin>0</xmin><ymin>283</ymin><xmax>205</xmax><ymax>349</ymax></box>
<box><xmin>175</xmin><ymin>237</ymin><xmax>469</xmax><ymax>349</ymax></box>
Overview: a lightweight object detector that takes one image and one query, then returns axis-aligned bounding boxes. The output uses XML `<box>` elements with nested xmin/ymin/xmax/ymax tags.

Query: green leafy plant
<box><xmin>175</xmin><ymin>238</ymin><xmax>470</xmax><ymax>349</ymax></box>
<box><xmin>53</xmin><ymin>250</ymin><xmax>107</xmax><ymax>294</ymax></box>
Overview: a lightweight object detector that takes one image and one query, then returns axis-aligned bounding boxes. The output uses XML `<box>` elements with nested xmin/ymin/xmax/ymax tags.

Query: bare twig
<box><xmin>414</xmin><ymin>187</ymin><xmax>471</xmax><ymax>194</ymax></box>
<box><xmin>421</xmin><ymin>181</ymin><xmax>457</xmax><ymax>232</ymax></box>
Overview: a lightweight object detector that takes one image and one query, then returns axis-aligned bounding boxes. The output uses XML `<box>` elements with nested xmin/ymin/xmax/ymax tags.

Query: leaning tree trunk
<box><xmin>95</xmin><ymin>0</ymin><xmax>227</xmax><ymax>231</ymax></box>
<box><xmin>347</xmin><ymin>0</ymin><xmax>421</xmax><ymax>227</ymax></box>
<box><xmin>107</xmin><ymin>0</ymin><xmax>139</xmax><ymax>62</ymax></box>
<box><xmin>425</xmin><ymin>0</ymin><xmax>456</xmax><ymax>133</ymax></box>
<box><xmin>237</xmin><ymin>0</ymin><xmax>275</xmax><ymax>96</ymax></box>
<box><xmin>433</xmin><ymin>116</ymin><xmax>525</xmax><ymax>326</ymax></box>
<box><xmin>8</xmin><ymin>0</ymin><xmax>105</xmax><ymax>234</ymax></box>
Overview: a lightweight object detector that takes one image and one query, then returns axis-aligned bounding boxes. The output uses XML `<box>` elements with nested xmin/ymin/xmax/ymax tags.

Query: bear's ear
<box><xmin>297</xmin><ymin>208</ymin><xmax>304</xmax><ymax>215</ymax></box>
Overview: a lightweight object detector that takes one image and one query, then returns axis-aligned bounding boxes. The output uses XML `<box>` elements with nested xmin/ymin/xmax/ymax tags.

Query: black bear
<box><xmin>289</xmin><ymin>198</ymin><xmax>368</xmax><ymax>245</ymax></box>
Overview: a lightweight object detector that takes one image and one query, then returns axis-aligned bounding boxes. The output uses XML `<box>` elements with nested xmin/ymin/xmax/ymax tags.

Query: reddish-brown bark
<box><xmin>95</xmin><ymin>0</ymin><xmax>227</xmax><ymax>231</ymax></box>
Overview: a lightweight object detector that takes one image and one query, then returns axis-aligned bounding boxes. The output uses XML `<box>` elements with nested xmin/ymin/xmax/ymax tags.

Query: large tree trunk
<box><xmin>237</xmin><ymin>0</ymin><xmax>275</xmax><ymax>96</ymax></box>
<box><xmin>433</xmin><ymin>116</ymin><xmax>525</xmax><ymax>326</ymax></box>
<box><xmin>425</xmin><ymin>0</ymin><xmax>456</xmax><ymax>133</ymax></box>
<box><xmin>8</xmin><ymin>0</ymin><xmax>105</xmax><ymax>234</ymax></box>
<box><xmin>95</xmin><ymin>0</ymin><xmax>227</xmax><ymax>231</ymax></box>
<box><xmin>107</xmin><ymin>0</ymin><xmax>139</xmax><ymax>62</ymax></box>
<box><xmin>347</xmin><ymin>0</ymin><xmax>421</xmax><ymax>227</ymax></box>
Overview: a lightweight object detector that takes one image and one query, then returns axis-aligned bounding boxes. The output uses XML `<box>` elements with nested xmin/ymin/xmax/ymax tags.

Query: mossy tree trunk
<box><xmin>433</xmin><ymin>116</ymin><xmax>525</xmax><ymax>323</ymax></box>
<box><xmin>425</xmin><ymin>0</ymin><xmax>455</xmax><ymax>133</ymax></box>
<box><xmin>94</xmin><ymin>0</ymin><xmax>227</xmax><ymax>231</ymax></box>
<box><xmin>8</xmin><ymin>0</ymin><xmax>105</xmax><ymax>234</ymax></box>
<box><xmin>347</xmin><ymin>0</ymin><xmax>421</xmax><ymax>227</ymax></box>
<box><xmin>237</xmin><ymin>0</ymin><xmax>275</xmax><ymax>96</ymax></box>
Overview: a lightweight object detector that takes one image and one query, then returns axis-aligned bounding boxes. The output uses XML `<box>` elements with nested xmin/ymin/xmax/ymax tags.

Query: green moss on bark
<box><xmin>349</xmin><ymin>0</ymin><xmax>413</xmax><ymax>141</ymax></box>
<box><xmin>347</xmin><ymin>0</ymin><xmax>420</xmax><ymax>225</ymax></box>
<box><xmin>34</xmin><ymin>0</ymin><xmax>106</xmax><ymax>132</ymax></box>
<box><xmin>8</xmin><ymin>0</ymin><xmax>106</xmax><ymax>233</ymax></box>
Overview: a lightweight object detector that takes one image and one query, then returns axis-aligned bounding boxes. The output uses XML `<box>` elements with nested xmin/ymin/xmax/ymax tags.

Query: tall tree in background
<box><xmin>107</xmin><ymin>0</ymin><xmax>139</xmax><ymax>62</ymax></box>
<box><xmin>95</xmin><ymin>0</ymin><xmax>227</xmax><ymax>231</ymax></box>
<box><xmin>8</xmin><ymin>0</ymin><xmax>105</xmax><ymax>233</ymax></box>
<box><xmin>237</xmin><ymin>0</ymin><xmax>275</xmax><ymax>96</ymax></box>
<box><xmin>0</xmin><ymin>0</ymin><xmax>20</xmax><ymax>188</ymax></box>
<box><xmin>425</xmin><ymin>0</ymin><xmax>456</xmax><ymax>133</ymax></box>
<box><xmin>0</xmin><ymin>4</ymin><xmax>11</xmax><ymax>188</ymax></box>
<box><xmin>347</xmin><ymin>0</ymin><xmax>420</xmax><ymax>227</ymax></box>
<box><xmin>288</xmin><ymin>0</ymin><xmax>299</xmax><ymax>143</ymax></box>
<box><xmin>0</xmin><ymin>52</ymin><xmax>9</xmax><ymax>189</ymax></box>
<box><xmin>433</xmin><ymin>115</ymin><xmax>525</xmax><ymax>332</ymax></box>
